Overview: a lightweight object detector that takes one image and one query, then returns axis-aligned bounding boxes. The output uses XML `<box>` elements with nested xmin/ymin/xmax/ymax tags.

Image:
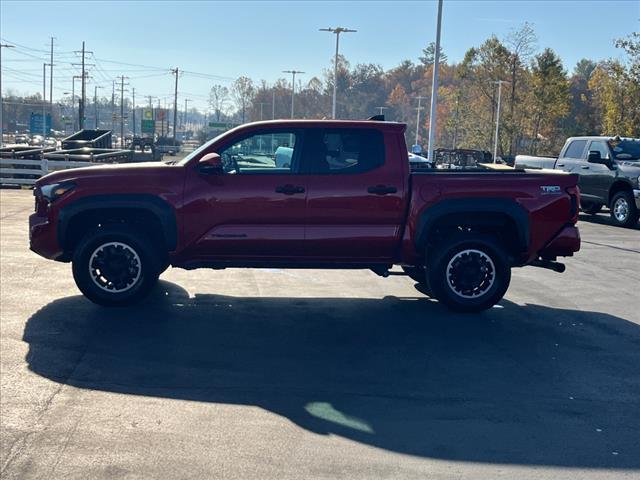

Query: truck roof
<box><xmin>226</xmin><ymin>119</ymin><xmax>407</xmax><ymax>133</ymax></box>
<box><xmin>566</xmin><ymin>136</ymin><xmax>639</xmax><ymax>142</ymax></box>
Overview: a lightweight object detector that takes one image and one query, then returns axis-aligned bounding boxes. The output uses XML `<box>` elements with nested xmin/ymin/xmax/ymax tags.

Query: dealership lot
<box><xmin>1</xmin><ymin>189</ymin><xmax>639</xmax><ymax>479</ymax></box>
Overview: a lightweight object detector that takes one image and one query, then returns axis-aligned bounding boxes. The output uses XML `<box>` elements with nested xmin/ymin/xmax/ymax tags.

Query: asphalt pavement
<box><xmin>1</xmin><ymin>189</ymin><xmax>639</xmax><ymax>479</ymax></box>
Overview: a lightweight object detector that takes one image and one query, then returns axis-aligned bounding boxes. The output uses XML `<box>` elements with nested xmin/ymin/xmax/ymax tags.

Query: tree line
<box><xmin>213</xmin><ymin>26</ymin><xmax>639</xmax><ymax>158</ymax></box>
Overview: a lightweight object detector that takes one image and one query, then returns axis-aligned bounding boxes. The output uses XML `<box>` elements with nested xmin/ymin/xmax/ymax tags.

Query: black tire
<box><xmin>581</xmin><ymin>203</ymin><xmax>603</xmax><ymax>215</ymax></box>
<box><xmin>426</xmin><ymin>234</ymin><xmax>511</xmax><ymax>312</ymax></box>
<box><xmin>609</xmin><ymin>191</ymin><xmax>639</xmax><ymax>228</ymax></box>
<box><xmin>72</xmin><ymin>225</ymin><xmax>161</xmax><ymax>306</ymax></box>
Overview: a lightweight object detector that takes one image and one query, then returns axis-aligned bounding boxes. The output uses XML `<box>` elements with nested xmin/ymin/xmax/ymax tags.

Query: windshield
<box><xmin>176</xmin><ymin>132</ymin><xmax>228</xmax><ymax>165</ymax></box>
<box><xmin>608</xmin><ymin>139</ymin><xmax>640</xmax><ymax>161</ymax></box>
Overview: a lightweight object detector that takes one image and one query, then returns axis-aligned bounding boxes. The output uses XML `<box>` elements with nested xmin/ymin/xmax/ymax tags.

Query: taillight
<box><xmin>566</xmin><ymin>185</ymin><xmax>580</xmax><ymax>223</ymax></box>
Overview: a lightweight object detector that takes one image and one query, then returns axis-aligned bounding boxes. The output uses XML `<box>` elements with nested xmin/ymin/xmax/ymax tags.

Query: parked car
<box><xmin>44</xmin><ymin>137</ymin><xmax>57</xmax><ymax>148</ymax></box>
<box><xmin>29</xmin><ymin>135</ymin><xmax>44</xmax><ymax>146</ymax></box>
<box><xmin>408</xmin><ymin>152</ymin><xmax>433</xmax><ymax>170</ymax></box>
<box><xmin>515</xmin><ymin>136</ymin><xmax>640</xmax><ymax>227</ymax></box>
<box><xmin>14</xmin><ymin>134</ymin><xmax>30</xmax><ymax>145</ymax></box>
<box><xmin>30</xmin><ymin>119</ymin><xmax>580</xmax><ymax>312</ymax></box>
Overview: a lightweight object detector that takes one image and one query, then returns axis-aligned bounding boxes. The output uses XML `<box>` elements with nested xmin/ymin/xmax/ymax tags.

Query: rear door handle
<box><xmin>275</xmin><ymin>184</ymin><xmax>305</xmax><ymax>195</ymax></box>
<box><xmin>367</xmin><ymin>185</ymin><xmax>398</xmax><ymax>195</ymax></box>
<box><xmin>581</xmin><ymin>166</ymin><xmax>590</xmax><ymax>169</ymax></box>
<box><xmin>557</xmin><ymin>163</ymin><xmax>565</xmax><ymax>167</ymax></box>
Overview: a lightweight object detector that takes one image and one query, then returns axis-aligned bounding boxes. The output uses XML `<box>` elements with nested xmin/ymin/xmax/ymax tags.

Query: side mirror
<box><xmin>198</xmin><ymin>153</ymin><xmax>223</xmax><ymax>174</ymax></box>
<box><xmin>587</xmin><ymin>151</ymin><xmax>604</xmax><ymax>164</ymax></box>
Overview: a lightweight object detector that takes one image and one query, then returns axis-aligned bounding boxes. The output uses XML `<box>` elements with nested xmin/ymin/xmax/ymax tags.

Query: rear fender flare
<box><xmin>414</xmin><ymin>198</ymin><xmax>530</xmax><ymax>253</ymax></box>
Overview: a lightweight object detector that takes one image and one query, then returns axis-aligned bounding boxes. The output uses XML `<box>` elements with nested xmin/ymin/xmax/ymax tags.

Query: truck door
<box><xmin>302</xmin><ymin>127</ymin><xmax>407</xmax><ymax>262</ymax></box>
<box><xmin>182</xmin><ymin>129</ymin><xmax>308</xmax><ymax>260</ymax></box>
<box><xmin>557</xmin><ymin>139</ymin><xmax>587</xmax><ymax>174</ymax></box>
<box><xmin>582</xmin><ymin>140</ymin><xmax>614</xmax><ymax>203</ymax></box>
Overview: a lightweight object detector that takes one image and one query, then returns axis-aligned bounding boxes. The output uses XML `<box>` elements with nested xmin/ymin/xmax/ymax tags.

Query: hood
<box><xmin>36</xmin><ymin>161</ymin><xmax>176</xmax><ymax>186</ymax></box>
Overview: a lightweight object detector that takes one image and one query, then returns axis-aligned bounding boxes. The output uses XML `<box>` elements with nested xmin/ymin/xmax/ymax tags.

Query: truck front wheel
<box><xmin>426</xmin><ymin>235</ymin><xmax>511</xmax><ymax>312</ymax></box>
<box><xmin>72</xmin><ymin>225</ymin><xmax>161</xmax><ymax>306</ymax></box>
<box><xmin>610</xmin><ymin>191</ymin><xmax>639</xmax><ymax>227</ymax></box>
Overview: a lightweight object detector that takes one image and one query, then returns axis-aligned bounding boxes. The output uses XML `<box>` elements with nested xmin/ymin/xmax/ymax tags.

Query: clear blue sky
<box><xmin>1</xmin><ymin>0</ymin><xmax>638</xmax><ymax>110</ymax></box>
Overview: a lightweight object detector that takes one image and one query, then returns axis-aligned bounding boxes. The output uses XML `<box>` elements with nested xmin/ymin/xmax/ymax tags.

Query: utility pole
<box><xmin>42</xmin><ymin>63</ymin><xmax>46</xmax><ymax>141</ymax></box>
<box><xmin>282</xmin><ymin>70</ymin><xmax>304</xmax><ymax>118</ymax></box>
<box><xmin>258</xmin><ymin>102</ymin><xmax>269</xmax><ymax>121</ymax></box>
<box><xmin>72</xmin><ymin>75</ymin><xmax>82</xmax><ymax>131</ymax></box>
<box><xmin>94</xmin><ymin>85</ymin><xmax>103</xmax><ymax>128</ymax></box>
<box><xmin>49</xmin><ymin>37</ymin><xmax>54</xmax><ymax>119</ymax></box>
<box><xmin>375</xmin><ymin>106</ymin><xmax>388</xmax><ymax>116</ymax></box>
<box><xmin>493</xmin><ymin>80</ymin><xmax>508</xmax><ymax>163</ymax></box>
<box><xmin>132</xmin><ymin>87</ymin><xmax>136</xmax><ymax>137</ymax></box>
<box><xmin>119</xmin><ymin>75</ymin><xmax>129</xmax><ymax>145</ymax></box>
<box><xmin>320</xmin><ymin>27</ymin><xmax>357</xmax><ymax>119</ymax></box>
<box><xmin>272</xmin><ymin>90</ymin><xmax>275</xmax><ymax>119</ymax></box>
<box><xmin>73</xmin><ymin>41</ymin><xmax>93</xmax><ymax>130</ymax></box>
<box><xmin>0</xmin><ymin>43</ymin><xmax>15</xmax><ymax>148</ymax></box>
<box><xmin>171</xmin><ymin>67</ymin><xmax>179</xmax><ymax>142</ymax></box>
<box><xmin>414</xmin><ymin>96</ymin><xmax>426</xmax><ymax>147</ymax></box>
<box><xmin>426</xmin><ymin>0</ymin><xmax>443</xmax><ymax>164</ymax></box>
<box><xmin>183</xmin><ymin>98</ymin><xmax>190</xmax><ymax>129</ymax></box>
<box><xmin>111</xmin><ymin>80</ymin><xmax>115</xmax><ymax>133</ymax></box>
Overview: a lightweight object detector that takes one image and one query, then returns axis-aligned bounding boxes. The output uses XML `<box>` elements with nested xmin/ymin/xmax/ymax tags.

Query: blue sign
<box><xmin>30</xmin><ymin>113</ymin><xmax>52</xmax><ymax>135</ymax></box>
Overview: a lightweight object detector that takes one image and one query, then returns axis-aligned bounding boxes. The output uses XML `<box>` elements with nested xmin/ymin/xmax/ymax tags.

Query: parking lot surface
<box><xmin>1</xmin><ymin>189</ymin><xmax>639</xmax><ymax>479</ymax></box>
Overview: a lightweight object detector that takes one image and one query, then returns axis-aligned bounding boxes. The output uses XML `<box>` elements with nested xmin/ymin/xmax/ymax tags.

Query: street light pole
<box><xmin>426</xmin><ymin>0</ymin><xmax>443</xmax><ymax>164</ymax></box>
<box><xmin>320</xmin><ymin>27</ymin><xmax>357</xmax><ymax>119</ymax></box>
<box><xmin>0</xmin><ymin>43</ymin><xmax>15</xmax><ymax>148</ymax></box>
<box><xmin>42</xmin><ymin>63</ymin><xmax>46</xmax><ymax>141</ymax></box>
<box><xmin>493</xmin><ymin>80</ymin><xmax>508</xmax><ymax>163</ymax></box>
<box><xmin>414</xmin><ymin>96</ymin><xmax>426</xmax><ymax>147</ymax></box>
<box><xmin>94</xmin><ymin>85</ymin><xmax>103</xmax><ymax>129</ymax></box>
<box><xmin>282</xmin><ymin>70</ymin><xmax>304</xmax><ymax>118</ymax></box>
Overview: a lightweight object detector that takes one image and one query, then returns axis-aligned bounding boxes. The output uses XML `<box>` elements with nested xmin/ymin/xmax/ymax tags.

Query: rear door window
<box><xmin>562</xmin><ymin>140</ymin><xmax>587</xmax><ymax>159</ymax></box>
<box><xmin>301</xmin><ymin>128</ymin><xmax>385</xmax><ymax>174</ymax></box>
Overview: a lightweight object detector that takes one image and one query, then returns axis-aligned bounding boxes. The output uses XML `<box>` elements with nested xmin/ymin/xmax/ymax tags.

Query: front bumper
<box><xmin>29</xmin><ymin>212</ymin><xmax>64</xmax><ymax>260</ymax></box>
<box><xmin>539</xmin><ymin>225</ymin><xmax>581</xmax><ymax>259</ymax></box>
<box><xmin>634</xmin><ymin>189</ymin><xmax>640</xmax><ymax>209</ymax></box>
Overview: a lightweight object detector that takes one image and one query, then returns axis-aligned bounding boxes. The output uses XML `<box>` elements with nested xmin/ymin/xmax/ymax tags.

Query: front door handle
<box><xmin>275</xmin><ymin>184</ymin><xmax>305</xmax><ymax>195</ymax></box>
<box><xmin>581</xmin><ymin>166</ymin><xmax>590</xmax><ymax>169</ymax></box>
<box><xmin>367</xmin><ymin>185</ymin><xmax>398</xmax><ymax>195</ymax></box>
<box><xmin>557</xmin><ymin>163</ymin><xmax>565</xmax><ymax>167</ymax></box>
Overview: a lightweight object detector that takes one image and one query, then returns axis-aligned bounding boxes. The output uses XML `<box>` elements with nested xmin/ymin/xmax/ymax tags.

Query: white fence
<box><xmin>0</xmin><ymin>158</ymin><xmax>94</xmax><ymax>185</ymax></box>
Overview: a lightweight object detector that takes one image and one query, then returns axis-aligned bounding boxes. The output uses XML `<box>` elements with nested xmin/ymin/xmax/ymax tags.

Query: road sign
<box><xmin>143</xmin><ymin>109</ymin><xmax>153</xmax><ymax>120</ymax></box>
<box><xmin>29</xmin><ymin>113</ymin><xmax>52</xmax><ymax>135</ymax></box>
<box><xmin>141</xmin><ymin>119</ymin><xmax>155</xmax><ymax>134</ymax></box>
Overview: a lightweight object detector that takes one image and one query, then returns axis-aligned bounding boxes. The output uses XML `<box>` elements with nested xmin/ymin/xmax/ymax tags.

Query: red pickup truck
<box><xmin>30</xmin><ymin>119</ymin><xmax>580</xmax><ymax>312</ymax></box>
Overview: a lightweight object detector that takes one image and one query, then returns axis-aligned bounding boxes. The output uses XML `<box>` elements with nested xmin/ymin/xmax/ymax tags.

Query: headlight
<box><xmin>40</xmin><ymin>182</ymin><xmax>75</xmax><ymax>202</ymax></box>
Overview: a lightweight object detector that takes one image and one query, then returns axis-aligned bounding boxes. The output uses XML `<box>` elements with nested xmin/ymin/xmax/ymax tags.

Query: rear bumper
<box><xmin>29</xmin><ymin>212</ymin><xmax>64</xmax><ymax>260</ymax></box>
<box><xmin>539</xmin><ymin>225</ymin><xmax>581</xmax><ymax>259</ymax></box>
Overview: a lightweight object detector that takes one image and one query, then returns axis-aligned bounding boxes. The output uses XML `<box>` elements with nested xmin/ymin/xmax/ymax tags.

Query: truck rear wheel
<box><xmin>72</xmin><ymin>225</ymin><xmax>161</xmax><ymax>306</ymax></box>
<box><xmin>426</xmin><ymin>235</ymin><xmax>511</xmax><ymax>312</ymax></box>
<box><xmin>610</xmin><ymin>191</ymin><xmax>639</xmax><ymax>227</ymax></box>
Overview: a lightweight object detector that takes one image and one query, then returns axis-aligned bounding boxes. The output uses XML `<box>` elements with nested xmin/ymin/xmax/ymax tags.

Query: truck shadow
<box><xmin>23</xmin><ymin>281</ymin><xmax>640</xmax><ymax>469</ymax></box>
<box><xmin>579</xmin><ymin>212</ymin><xmax>640</xmax><ymax>230</ymax></box>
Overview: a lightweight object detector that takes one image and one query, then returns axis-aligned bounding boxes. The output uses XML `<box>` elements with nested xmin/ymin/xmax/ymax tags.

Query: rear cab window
<box><xmin>301</xmin><ymin>128</ymin><xmax>385</xmax><ymax>174</ymax></box>
<box><xmin>562</xmin><ymin>140</ymin><xmax>587</xmax><ymax>159</ymax></box>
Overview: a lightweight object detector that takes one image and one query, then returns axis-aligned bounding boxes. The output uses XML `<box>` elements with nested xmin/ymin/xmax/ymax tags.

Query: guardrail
<box><xmin>0</xmin><ymin>157</ymin><xmax>95</xmax><ymax>185</ymax></box>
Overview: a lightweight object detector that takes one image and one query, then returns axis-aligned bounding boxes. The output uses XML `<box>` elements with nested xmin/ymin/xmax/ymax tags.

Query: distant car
<box><xmin>408</xmin><ymin>152</ymin><xmax>433</xmax><ymax>170</ymax></box>
<box><xmin>29</xmin><ymin>135</ymin><xmax>44</xmax><ymax>146</ymax></box>
<box><xmin>15</xmin><ymin>134</ymin><xmax>30</xmax><ymax>144</ymax></box>
<box><xmin>274</xmin><ymin>146</ymin><xmax>293</xmax><ymax>168</ymax></box>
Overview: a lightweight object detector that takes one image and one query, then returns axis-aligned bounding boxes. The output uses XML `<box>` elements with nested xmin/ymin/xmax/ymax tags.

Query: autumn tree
<box><xmin>209</xmin><ymin>84</ymin><xmax>229</xmax><ymax>121</ymax></box>
<box><xmin>231</xmin><ymin>76</ymin><xmax>255</xmax><ymax>123</ymax></box>
<box><xmin>528</xmin><ymin>48</ymin><xmax>570</xmax><ymax>154</ymax></box>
